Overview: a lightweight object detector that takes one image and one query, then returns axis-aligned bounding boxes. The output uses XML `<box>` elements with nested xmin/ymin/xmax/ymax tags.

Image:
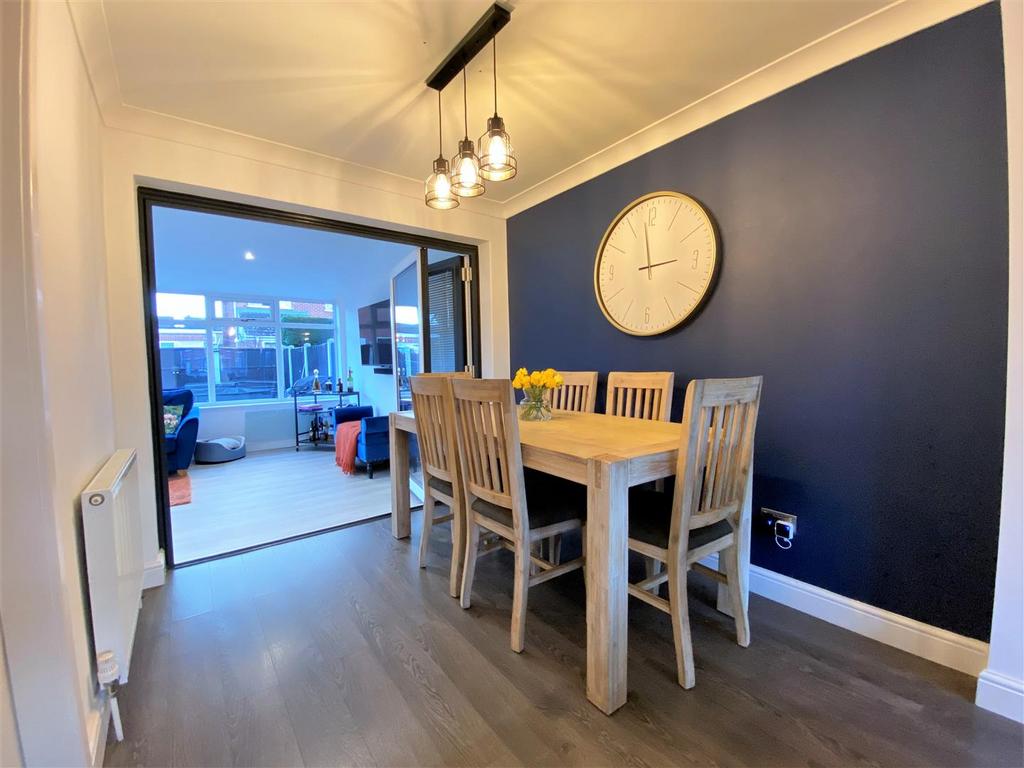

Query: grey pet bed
<box><xmin>195</xmin><ymin>435</ymin><xmax>246</xmax><ymax>464</ymax></box>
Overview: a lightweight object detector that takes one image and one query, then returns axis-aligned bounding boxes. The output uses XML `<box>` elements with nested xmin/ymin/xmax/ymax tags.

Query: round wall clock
<box><xmin>594</xmin><ymin>191</ymin><xmax>719</xmax><ymax>336</ymax></box>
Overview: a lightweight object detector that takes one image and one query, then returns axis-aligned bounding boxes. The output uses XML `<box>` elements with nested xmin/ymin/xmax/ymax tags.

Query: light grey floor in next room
<box><xmin>171</xmin><ymin>447</ymin><xmax>413</xmax><ymax>563</ymax></box>
<box><xmin>106</xmin><ymin>515</ymin><xmax>1022</xmax><ymax>768</ymax></box>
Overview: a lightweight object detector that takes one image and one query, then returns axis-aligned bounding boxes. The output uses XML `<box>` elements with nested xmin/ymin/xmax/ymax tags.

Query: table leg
<box><xmin>586</xmin><ymin>457</ymin><xmax>630</xmax><ymax>715</ymax></box>
<box><xmin>389</xmin><ymin>414</ymin><xmax>411</xmax><ymax>539</ymax></box>
<box><xmin>717</xmin><ymin>463</ymin><xmax>752</xmax><ymax>616</ymax></box>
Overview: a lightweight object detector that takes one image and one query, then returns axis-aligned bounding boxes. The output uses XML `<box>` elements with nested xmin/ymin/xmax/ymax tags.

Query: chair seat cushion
<box><xmin>427</xmin><ymin>476</ymin><xmax>453</xmax><ymax>497</ymax></box>
<box><xmin>471</xmin><ymin>471</ymin><xmax>585</xmax><ymax>531</ymax></box>
<box><xmin>628</xmin><ymin>488</ymin><xmax>733</xmax><ymax>551</ymax></box>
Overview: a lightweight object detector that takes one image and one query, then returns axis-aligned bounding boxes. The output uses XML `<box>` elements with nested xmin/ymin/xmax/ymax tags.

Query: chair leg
<box><xmin>448</xmin><ymin>499</ymin><xmax>465</xmax><ymax>599</ymax></box>
<box><xmin>722</xmin><ymin>544</ymin><xmax>750</xmax><ymax>647</ymax></box>
<box><xmin>550</xmin><ymin>534</ymin><xmax>562</xmax><ymax>565</ymax></box>
<box><xmin>418</xmin><ymin>494</ymin><xmax>435</xmax><ymax>568</ymax></box>
<box><xmin>511</xmin><ymin>543</ymin><xmax>530</xmax><ymax>653</ymax></box>
<box><xmin>667</xmin><ymin>563</ymin><xmax>695</xmax><ymax>689</ymax></box>
<box><xmin>644</xmin><ymin>557</ymin><xmax>662</xmax><ymax>589</ymax></box>
<box><xmin>459</xmin><ymin>521</ymin><xmax>481</xmax><ymax>609</ymax></box>
<box><xmin>580</xmin><ymin>525</ymin><xmax>587</xmax><ymax>587</ymax></box>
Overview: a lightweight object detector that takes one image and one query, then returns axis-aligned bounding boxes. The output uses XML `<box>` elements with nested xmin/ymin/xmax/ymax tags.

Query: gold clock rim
<box><xmin>593</xmin><ymin>190</ymin><xmax>719</xmax><ymax>337</ymax></box>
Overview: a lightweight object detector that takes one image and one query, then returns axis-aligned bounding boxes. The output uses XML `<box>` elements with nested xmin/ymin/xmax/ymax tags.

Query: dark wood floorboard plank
<box><xmin>168</xmin><ymin>650</ymin><xmax>233</xmax><ymax>768</ymax></box>
<box><xmin>224</xmin><ymin>684</ymin><xmax>304</xmax><ymax>768</ymax></box>
<box><xmin>342</xmin><ymin>581</ymin><xmax>524</xmax><ymax>767</ymax></box>
<box><xmin>341</xmin><ymin>647</ymin><xmax>450</xmax><ymax>768</ymax></box>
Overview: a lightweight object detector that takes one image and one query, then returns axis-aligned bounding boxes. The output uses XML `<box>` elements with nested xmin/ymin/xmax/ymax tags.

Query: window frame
<box><xmin>156</xmin><ymin>289</ymin><xmax>340</xmax><ymax>407</ymax></box>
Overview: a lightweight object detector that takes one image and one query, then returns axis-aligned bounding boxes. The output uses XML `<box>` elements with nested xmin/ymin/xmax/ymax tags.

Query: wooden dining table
<box><xmin>389</xmin><ymin>408</ymin><xmax>751</xmax><ymax>715</ymax></box>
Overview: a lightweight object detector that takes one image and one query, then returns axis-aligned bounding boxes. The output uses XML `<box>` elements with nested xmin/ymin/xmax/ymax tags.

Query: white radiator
<box><xmin>82</xmin><ymin>448</ymin><xmax>143</xmax><ymax>684</ymax></box>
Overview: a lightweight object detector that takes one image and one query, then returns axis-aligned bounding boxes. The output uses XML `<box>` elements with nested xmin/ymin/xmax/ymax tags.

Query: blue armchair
<box><xmin>335</xmin><ymin>405</ymin><xmax>390</xmax><ymax>478</ymax></box>
<box><xmin>163</xmin><ymin>388</ymin><xmax>200</xmax><ymax>473</ymax></box>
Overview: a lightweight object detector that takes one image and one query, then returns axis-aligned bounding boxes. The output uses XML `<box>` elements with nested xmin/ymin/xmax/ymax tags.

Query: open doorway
<box><xmin>139</xmin><ymin>189</ymin><xmax>479</xmax><ymax>565</ymax></box>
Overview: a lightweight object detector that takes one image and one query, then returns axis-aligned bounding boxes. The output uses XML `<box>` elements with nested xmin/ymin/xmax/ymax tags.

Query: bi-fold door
<box><xmin>390</xmin><ymin>247</ymin><xmax>475</xmax><ymax>498</ymax></box>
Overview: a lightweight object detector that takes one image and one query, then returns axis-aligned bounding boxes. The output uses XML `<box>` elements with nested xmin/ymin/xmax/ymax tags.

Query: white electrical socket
<box><xmin>761</xmin><ymin>508</ymin><xmax>797</xmax><ymax>537</ymax></box>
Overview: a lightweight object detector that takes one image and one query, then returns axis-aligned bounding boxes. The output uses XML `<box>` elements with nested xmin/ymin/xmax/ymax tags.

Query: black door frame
<box><xmin>138</xmin><ymin>186</ymin><xmax>482</xmax><ymax>567</ymax></box>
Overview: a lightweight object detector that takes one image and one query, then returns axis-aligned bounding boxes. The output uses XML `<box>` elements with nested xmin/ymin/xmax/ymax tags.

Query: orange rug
<box><xmin>168</xmin><ymin>473</ymin><xmax>192</xmax><ymax>506</ymax></box>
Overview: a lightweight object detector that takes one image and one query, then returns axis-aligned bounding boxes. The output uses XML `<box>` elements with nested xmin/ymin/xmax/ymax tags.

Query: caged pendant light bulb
<box><xmin>478</xmin><ymin>37</ymin><xmax>516</xmax><ymax>182</ymax></box>
<box><xmin>425</xmin><ymin>91</ymin><xmax>459</xmax><ymax>210</ymax></box>
<box><xmin>451</xmin><ymin>68</ymin><xmax>485</xmax><ymax>197</ymax></box>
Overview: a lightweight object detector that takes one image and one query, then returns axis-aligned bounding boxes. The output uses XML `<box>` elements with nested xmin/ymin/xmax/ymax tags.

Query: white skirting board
<box><xmin>699</xmin><ymin>554</ymin><xmax>990</xmax><ymax>677</ymax></box>
<box><xmin>89</xmin><ymin>697</ymin><xmax>110</xmax><ymax>768</ymax></box>
<box><xmin>975</xmin><ymin>669</ymin><xmax>1024</xmax><ymax>723</ymax></box>
<box><xmin>143</xmin><ymin>550</ymin><xmax>166</xmax><ymax>589</ymax></box>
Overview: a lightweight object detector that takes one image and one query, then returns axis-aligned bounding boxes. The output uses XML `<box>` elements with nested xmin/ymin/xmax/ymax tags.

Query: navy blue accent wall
<box><xmin>507</xmin><ymin>5</ymin><xmax>1007</xmax><ymax>640</ymax></box>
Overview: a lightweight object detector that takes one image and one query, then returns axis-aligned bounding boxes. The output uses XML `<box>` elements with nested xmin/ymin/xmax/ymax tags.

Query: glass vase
<box><xmin>518</xmin><ymin>396</ymin><xmax>552</xmax><ymax>422</ymax></box>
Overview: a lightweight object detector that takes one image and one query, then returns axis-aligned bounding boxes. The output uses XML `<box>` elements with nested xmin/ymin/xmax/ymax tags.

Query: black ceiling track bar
<box><xmin>425</xmin><ymin>3</ymin><xmax>511</xmax><ymax>91</ymax></box>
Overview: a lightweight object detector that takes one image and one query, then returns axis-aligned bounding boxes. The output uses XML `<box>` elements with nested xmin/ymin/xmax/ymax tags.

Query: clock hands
<box><xmin>643</xmin><ymin>223</ymin><xmax>652</xmax><ymax>281</ymax></box>
<box><xmin>638</xmin><ymin>258</ymin><xmax>678</xmax><ymax>273</ymax></box>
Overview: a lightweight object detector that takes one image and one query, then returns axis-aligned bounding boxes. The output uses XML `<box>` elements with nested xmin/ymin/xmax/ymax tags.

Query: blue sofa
<box><xmin>163</xmin><ymin>388</ymin><xmax>200</xmax><ymax>473</ymax></box>
<box><xmin>335</xmin><ymin>405</ymin><xmax>390</xmax><ymax>478</ymax></box>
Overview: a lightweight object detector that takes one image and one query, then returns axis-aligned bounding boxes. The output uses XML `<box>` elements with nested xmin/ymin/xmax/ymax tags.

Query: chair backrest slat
<box><xmin>606</xmin><ymin>371</ymin><xmax>675</xmax><ymax>421</ymax></box>
<box><xmin>669</xmin><ymin>377</ymin><xmax>763</xmax><ymax>556</ymax></box>
<box><xmin>451</xmin><ymin>378</ymin><xmax>529</xmax><ymax>537</ymax></box>
<box><xmin>548</xmin><ymin>371</ymin><xmax>598</xmax><ymax>413</ymax></box>
<box><xmin>409</xmin><ymin>375</ymin><xmax>461</xmax><ymax>490</ymax></box>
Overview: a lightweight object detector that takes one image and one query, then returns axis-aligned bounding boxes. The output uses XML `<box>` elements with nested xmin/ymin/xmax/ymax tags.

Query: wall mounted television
<box><xmin>358</xmin><ymin>299</ymin><xmax>393</xmax><ymax>374</ymax></box>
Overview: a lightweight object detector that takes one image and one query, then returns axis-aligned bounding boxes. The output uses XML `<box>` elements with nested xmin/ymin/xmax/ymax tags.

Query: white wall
<box><xmin>0</xmin><ymin>6</ymin><xmax>22</xmax><ymax>766</ymax></box>
<box><xmin>976</xmin><ymin>0</ymin><xmax>1024</xmax><ymax>724</ymax></box>
<box><xmin>196</xmin><ymin>403</ymin><xmax>296</xmax><ymax>452</ymax></box>
<box><xmin>0</xmin><ymin>624</ymin><xmax>21</xmax><ymax>768</ymax></box>
<box><xmin>1</xmin><ymin>1</ymin><xmax>112</xmax><ymax>764</ymax></box>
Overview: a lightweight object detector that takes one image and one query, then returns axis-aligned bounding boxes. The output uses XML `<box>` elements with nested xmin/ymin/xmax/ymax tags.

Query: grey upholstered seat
<box><xmin>470</xmin><ymin>471</ymin><xmax>585</xmax><ymax>531</ymax></box>
<box><xmin>628</xmin><ymin>488</ymin><xmax>732</xmax><ymax>551</ymax></box>
<box><xmin>427</xmin><ymin>475</ymin><xmax>454</xmax><ymax>497</ymax></box>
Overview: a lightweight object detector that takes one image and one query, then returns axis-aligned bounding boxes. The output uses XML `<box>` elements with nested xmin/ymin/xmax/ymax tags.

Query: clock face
<box><xmin>594</xmin><ymin>191</ymin><xmax>718</xmax><ymax>336</ymax></box>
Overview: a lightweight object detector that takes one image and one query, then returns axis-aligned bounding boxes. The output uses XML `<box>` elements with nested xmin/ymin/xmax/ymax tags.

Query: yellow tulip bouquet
<box><xmin>512</xmin><ymin>367</ymin><xmax>564</xmax><ymax>421</ymax></box>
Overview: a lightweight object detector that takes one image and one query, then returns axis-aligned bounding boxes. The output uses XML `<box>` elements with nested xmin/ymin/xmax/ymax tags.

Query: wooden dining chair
<box><xmin>606</xmin><ymin>371</ymin><xmax>675</xmax><ymax>421</ymax></box>
<box><xmin>409</xmin><ymin>374</ymin><xmax>466</xmax><ymax>599</ymax></box>
<box><xmin>451</xmin><ymin>378</ymin><xmax>586</xmax><ymax>652</ymax></box>
<box><xmin>626</xmin><ymin>376</ymin><xmax>763</xmax><ymax>689</ymax></box>
<box><xmin>547</xmin><ymin>371</ymin><xmax>598</xmax><ymax>413</ymax></box>
<box><xmin>417</xmin><ymin>371</ymin><xmax>472</xmax><ymax>378</ymax></box>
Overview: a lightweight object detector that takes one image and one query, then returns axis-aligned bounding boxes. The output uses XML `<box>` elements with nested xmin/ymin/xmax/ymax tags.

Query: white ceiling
<box><xmin>151</xmin><ymin>205</ymin><xmax>419</xmax><ymax>306</ymax></box>
<box><xmin>81</xmin><ymin>0</ymin><xmax>890</xmax><ymax>204</ymax></box>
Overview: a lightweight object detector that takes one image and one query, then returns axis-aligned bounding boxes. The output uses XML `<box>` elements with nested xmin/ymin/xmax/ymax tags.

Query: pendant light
<box><xmin>425</xmin><ymin>90</ymin><xmax>459</xmax><ymax>210</ymax></box>
<box><xmin>478</xmin><ymin>37</ymin><xmax>516</xmax><ymax>182</ymax></box>
<box><xmin>450</xmin><ymin>69</ymin><xmax>485</xmax><ymax>197</ymax></box>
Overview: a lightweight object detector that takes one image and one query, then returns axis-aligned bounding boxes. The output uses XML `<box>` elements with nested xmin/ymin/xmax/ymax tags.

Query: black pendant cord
<box><xmin>492</xmin><ymin>39</ymin><xmax>498</xmax><ymax>115</ymax></box>
<box><xmin>437</xmin><ymin>90</ymin><xmax>443</xmax><ymax>157</ymax></box>
<box><xmin>463</xmin><ymin>68</ymin><xmax>469</xmax><ymax>139</ymax></box>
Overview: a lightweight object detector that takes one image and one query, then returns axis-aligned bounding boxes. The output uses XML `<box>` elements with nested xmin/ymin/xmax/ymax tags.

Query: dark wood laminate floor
<box><xmin>106</xmin><ymin>516</ymin><xmax>1023</xmax><ymax>768</ymax></box>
